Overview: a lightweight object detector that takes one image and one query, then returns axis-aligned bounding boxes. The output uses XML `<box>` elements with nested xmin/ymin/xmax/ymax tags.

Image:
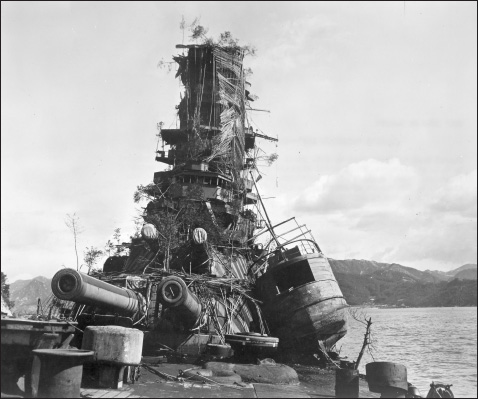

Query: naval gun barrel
<box><xmin>157</xmin><ymin>276</ymin><xmax>202</xmax><ymax>329</ymax></box>
<box><xmin>51</xmin><ymin>269</ymin><xmax>141</xmax><ymax>317</ymax></box>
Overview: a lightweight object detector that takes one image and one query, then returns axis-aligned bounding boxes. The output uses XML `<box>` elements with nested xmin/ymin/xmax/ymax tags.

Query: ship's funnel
<box><xmin>51</xmin><ymin>269</ymin><xmax>141</xmax><ymax>317</ymax></box>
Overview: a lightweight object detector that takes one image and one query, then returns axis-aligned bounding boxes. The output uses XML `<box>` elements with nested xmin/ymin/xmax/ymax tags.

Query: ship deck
<box><xmin>2</xmin><ymin>362</ymin><xmax>380</xmax><ymax>398</ymax></box>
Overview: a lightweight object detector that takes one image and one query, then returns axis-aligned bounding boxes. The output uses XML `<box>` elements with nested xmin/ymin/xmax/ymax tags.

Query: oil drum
<box><xmin>366</xmin><ymin>362</ymin><xmax>408</xmax><ymax>396</ymax></box>
<box><xmin>32</xmin><ymin>349</ymin><xmax>94</xmax><ymax>398</ymax></box>
<box><xmin>335</xmin><ymin>367</ymin><xmax>359</xmax><ymax>398</ymax></box>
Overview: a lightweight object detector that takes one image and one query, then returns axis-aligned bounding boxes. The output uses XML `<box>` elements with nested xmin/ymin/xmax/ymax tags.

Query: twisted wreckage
<box><xmin>51</xmin><ymin>42</ymin><xmax>348</xmax><ymax>358</ymax></box>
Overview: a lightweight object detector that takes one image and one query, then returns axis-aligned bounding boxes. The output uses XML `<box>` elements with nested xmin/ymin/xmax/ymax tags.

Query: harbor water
<box><xmin>338</xmin><ymin>307</ymin><xmax>477</xmax><ymax>397</ymax></box>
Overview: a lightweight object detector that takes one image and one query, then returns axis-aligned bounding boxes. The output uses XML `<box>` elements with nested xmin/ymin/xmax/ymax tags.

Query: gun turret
<box><xmin>51</xmin><ymin>269</ymin><xmax>142</xmax><ymax>318</ymax></box>
<box><xmin>157</xmin><ymin>276</ymin><xmax>202</xmax><ymax>329</ymax></box>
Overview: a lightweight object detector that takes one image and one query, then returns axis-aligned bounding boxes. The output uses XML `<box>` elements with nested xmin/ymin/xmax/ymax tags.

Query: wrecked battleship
<box><xmin>50</xmin><ymin>40</ymin><xmax>348</xmax><ymax>357</ymax></box>
<box><xmin>1</xmin><ymin>37</ymin><xmax>350</xmax><ymax>396</ymax></box>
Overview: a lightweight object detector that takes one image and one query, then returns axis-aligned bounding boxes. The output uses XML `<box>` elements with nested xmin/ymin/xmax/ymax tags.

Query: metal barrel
<box><xmin>157</xmin><ymin>276</ymin><xmax>202</xmax><ymax>328</ymax></box>
<box><xmin>335</xmin><ymin>368</ymin><xmax>359</xmax><ymax>398</ymax></box>
<box><xmin>32</xmin><ymin>349</ymin><xmax>93</xmax><ymax>398</ymax></box>
<box><xmin>366</xmin><ymin>362</ymin><xmax>408</xmax><ymax>395</ymax></box>
<box><xmin>51</xmin><ymin>269</ymin><xmax>140</xmax><ymax>317</ymax></box>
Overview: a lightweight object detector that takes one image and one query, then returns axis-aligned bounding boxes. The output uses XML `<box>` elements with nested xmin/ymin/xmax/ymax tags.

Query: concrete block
<box><xmin>82</xmin><ymin>326</ymin><xmax>143</xmax><ymax>365</ymax></box>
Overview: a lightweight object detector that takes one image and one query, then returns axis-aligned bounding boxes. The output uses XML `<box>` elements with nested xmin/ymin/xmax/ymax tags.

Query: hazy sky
<box><xmin>2</xmin><ymin>1</ymin><xmax>476</xmax><ymax>282</ymax></box>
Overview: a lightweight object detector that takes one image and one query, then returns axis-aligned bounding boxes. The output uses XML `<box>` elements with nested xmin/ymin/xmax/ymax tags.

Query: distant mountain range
<box><xmin>328</xmin><ymin>260</ymin><xmax>477</xmax><ymax>307</ymax></box>
<box><xmin>6</xmin><ymin>261</ymin><xmax>477</xmax><ymax>315</ymax></box>
<box><xmin>425</xmin><ymin>263</ymin><xmax>477</xmax><ymax>281</ymax></box>
<box><xmin>329</xmin><ymin>260</ymin><xmax>477</xmax><ymax>283</ymax></box>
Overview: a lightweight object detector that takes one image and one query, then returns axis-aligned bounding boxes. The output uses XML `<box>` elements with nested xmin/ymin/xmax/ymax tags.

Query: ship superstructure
<box><xmin>47</xmin><ymin>39</ymin><xmax>348</xmax><ymax>357</ymax></box>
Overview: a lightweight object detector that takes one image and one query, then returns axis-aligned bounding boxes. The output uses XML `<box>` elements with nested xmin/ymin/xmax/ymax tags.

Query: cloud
<box><xmin>288</xmin><ymin>160</ymin><xmax>476</xmax><ymax>270</ymax></box>
<box><xmin>389</xmin><ymin>214</ymin><xmax>476</xmax><ymax>266</ymax></box>
<box><xmin>390</xmin><ymin>170</ymin><xmax>477</xmax><ymax>266</ymax></box>
<box><xmin>429</xmin><ymin>169</ymin><xmax>477</xmax><ymax>218</ymax></box>
<box><xmin>293</xmin><ymin>158</ymin><xmax>418</xmax><ymax>214</ymax></box>
<box><xmin>9</xmin><ymin>273</ymin><xmax>34</xmax><ymax>283</ymax></box>
<box><xmin>257</xmin><ymin>14</ymin><xmax>346</xmax><ymax>73</ymax></box>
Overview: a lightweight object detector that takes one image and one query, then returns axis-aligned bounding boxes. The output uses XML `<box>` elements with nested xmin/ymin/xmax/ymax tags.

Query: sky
<box><xmin>1</xmin><ymin>1</ymin><xmax>476</xmax><ymax>283</ymax></box>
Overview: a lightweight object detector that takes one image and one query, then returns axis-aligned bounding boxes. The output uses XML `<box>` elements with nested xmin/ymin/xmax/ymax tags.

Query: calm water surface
<box><xmin>338</xmin><ymin>307</ymin><xmax>477</xmax><ymax>398</ymax></box>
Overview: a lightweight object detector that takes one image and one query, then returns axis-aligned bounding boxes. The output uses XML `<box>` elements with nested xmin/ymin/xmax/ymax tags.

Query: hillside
<box><xmin>446</xmin><ymin>263</ymin><xmax>477</xmax><ymax>276</ymax></box>
<box><xmin>10</xmin><ymin>276</ymin><xmax>53</xmax><ymax>315</ymax></box>
<box><xmin>329</xmin><ymin>259</ymin><xmax>477</xmax><ymax>283</ymax></box>
<box><xmin>328</xmin><ymin>260</ymin><xmax>477</xmax><ymax>306</ymax></box>
<box><xmin>425</xmin><ymin>263</ymin><xmax>477</xmax><ymax>280</ymax></box>
<box><xmin>454</xmin><ymin>268</ymin><xmax>477</xmax><ymax>280</ymax></box>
